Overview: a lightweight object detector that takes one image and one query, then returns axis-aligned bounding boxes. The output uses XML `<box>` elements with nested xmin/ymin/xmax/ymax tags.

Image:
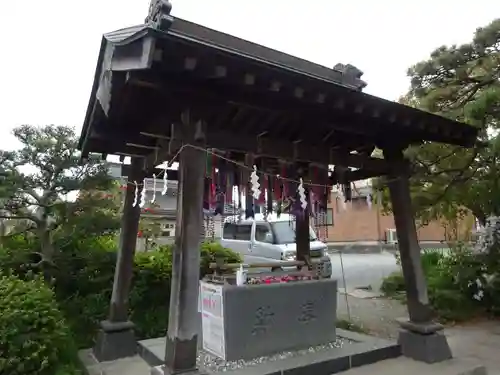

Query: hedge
<box><xmin>0</xmin><ymin>274</ymin><xmax>80</xmax><ymax>375</ymax></box>
<box><xmin>0</xmin><ymin>237</ymin><xmax>241</xmax><ymax>348</ymax></box>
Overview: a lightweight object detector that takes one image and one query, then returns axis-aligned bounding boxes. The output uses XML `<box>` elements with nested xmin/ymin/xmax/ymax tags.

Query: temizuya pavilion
<box><xmin>78</xmin><ymin>1</ymin><xmax>479</xmax><ymax>374</ymax></box>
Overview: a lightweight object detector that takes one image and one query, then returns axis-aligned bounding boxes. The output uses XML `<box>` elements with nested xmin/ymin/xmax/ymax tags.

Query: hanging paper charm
<box><xmin>366</xmin><ymin>179</ymin><xmax>373</xmax><ymax>210</ymax></box>
<box><xmin>151</xmin><ymin>174</ymin><xmax>157</xmax><ymax>204</ymax></box>
<box><xmin>298</xmin><ymin>178</ymin><xmax>307</xmax><ymax>210</ymax></box>
<box><xmin>139</xmin><ymin>178</ymin><xmax>147</xmax><ymax>208</ymax></box>
<box><xmin>366</xmin><ymin>193</ymin><xmax>372</xmax><ymax>209</ymax></box>
<box><xmin>337</xmin><ymin>184</ymin><xmax>346</xmax><ymax>211</ymax></box>
<box><xmin>132</xmin><ymin>181</ymin><xmax>139</xmax><ymax>207</ymax></box>
<box><xmin>162</xmin><ymin>164</ymin><xmax>168</xmax><ymax>195</ymax></box>
<box><xmin>250</xmin><ymin>165</ymin><xmax>261</xmax><ymax>200</ymax></box>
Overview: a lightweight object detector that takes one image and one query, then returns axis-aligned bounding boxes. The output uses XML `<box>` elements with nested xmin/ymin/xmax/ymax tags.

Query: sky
<box><xmin>0</xmin><ymin>0</ymin><xmax>498</xmax><ymax>154</ymax></box>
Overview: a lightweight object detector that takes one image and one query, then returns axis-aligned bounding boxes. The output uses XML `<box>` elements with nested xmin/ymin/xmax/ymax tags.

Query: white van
<box><xmin>219</xmin><ymin>213</ymin><xmax>332</xmax><ymax>278</ymax></box>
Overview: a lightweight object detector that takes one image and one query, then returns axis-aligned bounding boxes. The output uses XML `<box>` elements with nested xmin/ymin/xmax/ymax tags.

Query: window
<box><xmin>386</xmin><ymin>228</ymin><xmax>397</xmax><ymax>243</ymax></box>
<box><xmin>222</xmin><ymin>223</ymin><xmax>252</xmax><ymax>241</ymax></box>
<box><xmin>222</xmin><ymin>223</ymin><xmax>235</xmax><ymax>239</ymax></box>
<box><xmin>270</xmin><ymin>221</ymin><xmax>317</xmax><ymax>244</ymax></box>
<box><xmin>316</xmin><ymin>208</ymin><xmax>334</xmax><ymax>226</ymax></box>
<box><xmin>235</xmin><ymin>224</ymin><xmax>252</xmax><ymax>241</ymax></box>
<box><xmin>326</xmin><ymin>208</ymin><xmax>333</xmax><ymax>225</ymax></box>
<box><xmin>161</xmin><ymin>230</ymin><xmax>171</xmax><ymax>237</ymax></box>
<box><xmin>255</xmin><ymin>223</ymin><xmax>273</xmax><ymax>243</ymax></box>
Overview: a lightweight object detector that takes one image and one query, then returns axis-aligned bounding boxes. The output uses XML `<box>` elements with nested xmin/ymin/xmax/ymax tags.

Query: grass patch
<box><xmin>336</xmin><ymin>319</ymin><xmax>368</xmax><ymax>334</ymax></box>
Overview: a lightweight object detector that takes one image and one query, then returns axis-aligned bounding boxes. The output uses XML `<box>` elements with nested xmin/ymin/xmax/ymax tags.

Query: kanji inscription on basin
<box><xmin>251</xmin><ymin>305</ymin><xmax>275</xmax><ymax>336</ymax></box>
<box><xmin>298</xmin><ymin>301</ymin><xmax>317</xmax><ymax>323</ymax></box>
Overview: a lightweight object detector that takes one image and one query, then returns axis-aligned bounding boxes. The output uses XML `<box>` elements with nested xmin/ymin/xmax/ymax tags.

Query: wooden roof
<box><xmin>78</xmin><ymin>13</ymin><xmax>478</xmax><ymax>172</ymax></box>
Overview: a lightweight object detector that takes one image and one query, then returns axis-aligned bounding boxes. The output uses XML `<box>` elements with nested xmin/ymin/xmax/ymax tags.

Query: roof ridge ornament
<box><xmin>145</xmin><ymin>0</ymin><xmax>174</xmax><ymax>31</ymax></box>
<box><xmin>333</xmin><ymin>63</ymin><xmax>367</xmax><ymax>91</ymax></box>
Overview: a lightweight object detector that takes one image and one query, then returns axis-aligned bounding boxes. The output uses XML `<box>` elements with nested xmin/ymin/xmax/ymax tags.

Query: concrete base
<box><xmin>93</xmin><ymin>320</ymin><xmax>137</xmax><ymax>362</ymax></box>
<box><xmin>79</xmin><ymin>350</ymin><xmax>151</xmax><ymax>375</ymax></box>
<box><xmin>398</xmin><ymin>329</ymin><xmax>452</xmax><ymax>364</ymax></box>
<box><xmin>151</xmin><ymin>365</ymin><xmax>207</xmax><ymax>375</ymax></box>
<box><xmin>140</xmin><ymin>329</ymin><xmax>401</xmax><ymax>375</ymax></box>
<box><xmin>164</xmin><ymin>334</ymin><xmax>199</xmax><ymax>373</ymax></box>
<box><xmin>338</xmin><ymin>357</ymin><xmax>487</xmax><ymax>375</ymax></box>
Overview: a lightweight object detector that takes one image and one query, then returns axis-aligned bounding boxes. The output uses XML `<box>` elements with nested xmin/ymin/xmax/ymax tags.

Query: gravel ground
<box><xmin>198</xmin><ymin>337</ymin><xmax>350</xmax><ymax>373</ymax></box>
<box><xmin>337</xmin><ymin>294</ymin><xmax>408</xmax><ymax>339</ymax></box>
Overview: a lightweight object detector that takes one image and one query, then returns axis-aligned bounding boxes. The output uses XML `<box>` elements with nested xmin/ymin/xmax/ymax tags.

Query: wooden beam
<box><xmin>126</xmin><ymin>69</ymin><xmax>476</xmax><ymax>147</ymax></box>
<box><xmin>89</xmin><ymin>126</ymin><xmax>404</xmax><ymax>179</ymax></box>
<box><xmin>126</xmin><ymin>71</ymin><xmax>385</xmax><ymax>140</ymax></box>
<box><xmin>153</xmin><ymin>129</ymin><xmax>396</xmax><ymax>171</ymax></box>
<box><xmin>341</xmin><ymin>168</ymin><xmax>389</xmax><ymax>183</ymax></box>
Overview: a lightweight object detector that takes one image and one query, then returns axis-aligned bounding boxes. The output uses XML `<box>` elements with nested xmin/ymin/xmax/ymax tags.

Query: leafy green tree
<box><xmin>138</xmin><ymin>203</ymin><xmax>164</xmax><ymax>251</ymax></box>
<box><xmin>376</xmin><ymin>18</ymin><xmax>500</xmax><ymax>226</ymax></box>
<box><xmin>0</xmin><ymin>125</ymin><xmax>114</xmax><ymax>261</ymax></box>
<box><xmin>53</xmin><ymin>182</ymin><xmax>122</xmax><ymax>249</ymax></box>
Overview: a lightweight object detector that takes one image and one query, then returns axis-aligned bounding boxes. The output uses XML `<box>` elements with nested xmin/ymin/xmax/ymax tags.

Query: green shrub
<box><xmin>420</xmin><ymin>249</ymin><xmax>445</xmax><ymax>273</ymax></box>
<box><xmin>55</xmin><ymin>234</ymin><xmax>118</xmax><ymax>254</ymax></box>
<box><xmin>0</xmin><ymin>238</ymin><xmax>243</xmax><ymax>348</ymax></box>
<box><xmin>129</xmin><ymin>249</ymin><xmax>173</xmax><ymax>339</ymax></box>
<box><xmin>199</xmin><ymin>241</ymin><xmax>242</xmax><ymax>276</ymax></box>
<box><xmin>382</xmin><ymin>247</ymin><xmax>496</xmax><ymax>322</ymax></box>
<box><xmin>380</xmin><ymin>271</ymin><xmax>405</xmax><ymax>296</ymax></box>
<box><xmin>128</xmin><ymin>241</ymin><xmax>242</xmax><ymax>340</ymax></box>
<box><xmin>0</xmin><ymin>274</ymin><xmax>78</xmax><ymax>375</ymax></box>
<box><xmin>0</xmin><ymin>235</ymin><xmax>38</xmax><ymax>277</ymax></box>
<box><xmin>381</xmin><ymin>250</ymin><xmax>443</xmax><ymax>297</ymax></box>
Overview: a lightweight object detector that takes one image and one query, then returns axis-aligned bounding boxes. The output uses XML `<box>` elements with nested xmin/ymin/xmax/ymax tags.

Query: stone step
<box><xmin>339</xmin><ymin>357</ymin><xmax>487</xmax><ymax>375</ymax></box>
<box><xmin>79</xmin><ymin>349</ymin><xmax>151</xmax><ymax>375</ymax></box>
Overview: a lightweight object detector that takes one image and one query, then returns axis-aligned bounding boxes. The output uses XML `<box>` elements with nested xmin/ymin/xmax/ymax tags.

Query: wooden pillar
<box><xmin>384</xmin><ymin>147</ymin><xmax>452</xmax><ymax>363</ymax></box>
<box><xmin>296</xmin><ymin>206</ymin><xmax>310</xmax><ymax>264</ymax></box>
<box><xmin>295</xmin><ymin>167</ymin><xmax>311</xmax><ymax>267</ymax></box>
<box><xmin>164</xmin><ymin>111</ymin><xmax>206</xmax><ymax>374</ymax></box>
<box><xmin>93</xmin><ymin>157</ymin><xmax>144</xmax><ymax>362</ymax></box>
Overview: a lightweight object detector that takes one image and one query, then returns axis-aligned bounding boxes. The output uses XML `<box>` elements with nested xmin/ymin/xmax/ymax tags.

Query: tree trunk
<box><xmin>38</xmin><ymin>226</ymin><xmax>54</xmax><ymax>260</ymax></box>
<box><xmin>471</xmin><ymin>209</ymin><xmax>486</xmax><ymax>227</ymax></box>
<box><xmin>37</xmin><ymin>225</ymin><xmax>54</xmax><ymax>282</ymax></box>
<box><xmin>467</xmin><ymin>207</ymin><xmax>488</xmax><ymax>227</ymax></box>
<box><xmin>0</xmin><ymin>220</ymin><xmax>5</xmax><ymax>247</ymax></box>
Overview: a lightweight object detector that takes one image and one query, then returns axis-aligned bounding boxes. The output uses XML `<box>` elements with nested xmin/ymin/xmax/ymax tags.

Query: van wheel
<box><xmin>271</xmin><ymin>267</ymin><xmax>283</xmax><ymax>272</ymax></box>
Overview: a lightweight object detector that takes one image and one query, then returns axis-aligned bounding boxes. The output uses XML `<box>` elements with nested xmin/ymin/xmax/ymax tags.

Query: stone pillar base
<box><xmin>397</xmin><ymin>319</ymin><xmax>452</xmax><ymax>364</ymax></box>
<box><xmin>151</xmin><ymin>365</ymin><xmax>206</xmax><ymax>375</ymax></box>
<box><xmin>93</xmin><ymin>320</ymin><xmax>137</xmax><ymax>362</ymax></box>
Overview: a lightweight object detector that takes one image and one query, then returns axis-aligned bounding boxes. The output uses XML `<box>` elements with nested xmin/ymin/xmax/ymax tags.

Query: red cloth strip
<box><xmin>274</xmin><ymin>177</ymin><xmax>281</xmax><ymax>201</ymax></box>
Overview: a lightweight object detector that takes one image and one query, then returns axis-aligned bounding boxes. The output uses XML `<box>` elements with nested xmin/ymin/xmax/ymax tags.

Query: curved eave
<box><xmin>79</xmin><ymin>25</ymin><xmax>153</xmax><ymax>152</ymax></box>
<box><xmin>79</xmin><ymin>18</ymin><xmax>479</xmax><ymax>158</ymax></box>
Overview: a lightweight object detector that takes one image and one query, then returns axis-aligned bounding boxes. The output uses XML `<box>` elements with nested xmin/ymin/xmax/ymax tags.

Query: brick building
<box><xmin>318</xmin><ymin>180</ymin><xmax>468</xmax><ymax>245</ymax></box>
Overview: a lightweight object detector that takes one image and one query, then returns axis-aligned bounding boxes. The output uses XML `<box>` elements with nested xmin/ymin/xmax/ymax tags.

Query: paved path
<box><xmin>337</xmin><ymin>292</ymin><xmax>500</xmax><ymax>373</ymax></box>
<box><xmin>329</xmin><ymin>251</ymin><xmax>400</xmax><ymax>292</ymax></box>
<box><xmin>446</xmin><ymin>321</ymin><xmax>500</xmax><ymax>373</ymax></box>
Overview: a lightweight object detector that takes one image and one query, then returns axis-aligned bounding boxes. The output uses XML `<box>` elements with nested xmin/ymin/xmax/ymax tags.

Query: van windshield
<box><xmin>270</xmin><ymin>221</ymin><xmax>318</xmax><ymax>244</ymax></box>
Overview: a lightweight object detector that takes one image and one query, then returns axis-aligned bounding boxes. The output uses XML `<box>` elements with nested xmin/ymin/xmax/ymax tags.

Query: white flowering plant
<box><xmin>383</xmin><ymin>239</ymin><xmax>500</xmax><ymax>321</ymax></box>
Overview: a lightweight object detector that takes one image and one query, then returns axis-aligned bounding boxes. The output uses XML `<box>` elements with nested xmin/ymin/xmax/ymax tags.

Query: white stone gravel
<box><xmin>197</xmin><ymin>337</ymin><xmax>350</xmax><ymax>372</ymax></box>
